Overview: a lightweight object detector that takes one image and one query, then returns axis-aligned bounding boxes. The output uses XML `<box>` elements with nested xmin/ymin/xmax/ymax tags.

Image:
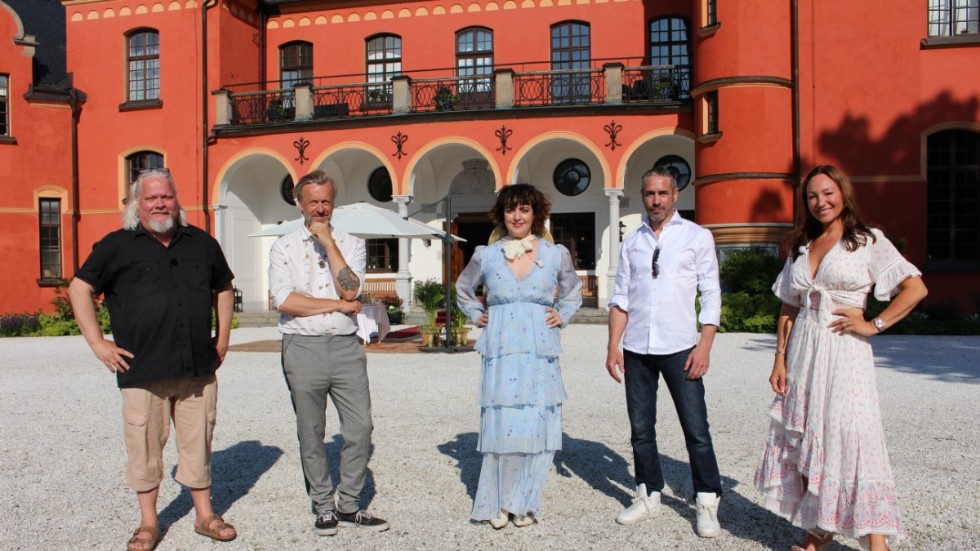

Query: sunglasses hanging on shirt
<box><xmin>651</xmin><ymin>247</ymin><xmax>661</xmax><ymax>279</ymax></box>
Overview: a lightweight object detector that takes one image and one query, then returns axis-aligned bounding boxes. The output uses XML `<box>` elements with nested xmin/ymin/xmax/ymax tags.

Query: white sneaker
<box><xmin>616</xmin><ymin>483</ymin><xmax>661</xmax><ymax>525</ymax></box>
<box><xmin>695</xmin><ymin>492</ymin><xmax>721</xmax><ymax>537</ymax></box>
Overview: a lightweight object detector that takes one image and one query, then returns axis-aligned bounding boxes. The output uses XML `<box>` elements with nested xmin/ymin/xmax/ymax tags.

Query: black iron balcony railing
<box><xmin>411</xmin><ymin>76</ymin><xmax>496</xmax><ymax>113</ymax></box>
<box><xmin>311</xmin><ymin>82</ymin><xmax>393</xmax><ymax>118</ymax></box>
<box><xmin>229</xmin><ymin>89</ymin><xmax>296</xmax><ymax>125</ymax></box>
<box><xmin>216</xmin><ymin>64</ymin><xmax>686</xmax><ymax>127</ymax></box>
<box><xmin>513</xmin><ymin>68</ymin><xmax>605</xmax><ymax>107</ymax></box>
<box><xmin>622</xmin><ymin>66</ymin><xmax>691</xmax><ymax>102</ymax></box>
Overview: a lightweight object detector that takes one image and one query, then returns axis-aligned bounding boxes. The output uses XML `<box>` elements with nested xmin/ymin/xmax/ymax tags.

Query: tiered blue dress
<box><xmin>456</xmin><ymin>237</ymin><xmax>582</xmax><ymax>520</ymax></box>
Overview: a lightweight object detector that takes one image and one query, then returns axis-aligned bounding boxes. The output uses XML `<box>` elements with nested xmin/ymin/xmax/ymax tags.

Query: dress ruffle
<box><xmin>872</xmin><ymin>260</ymin><xmax>922</xmax><ymax>301</ymax></box>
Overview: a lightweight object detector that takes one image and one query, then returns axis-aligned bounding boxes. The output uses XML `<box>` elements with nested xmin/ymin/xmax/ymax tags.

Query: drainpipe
<box><xmin>69</xmin><ymin>87</ymin><xmax>82</xmax><ymax>274</ymax></box>
<box><xmin>791</xmin><ymin>0</ymin><xmax>801</xmax><ymax>222</ymax></box>
<box><xmin>202</xmin><ymin>0</ymin><xmax>218</xmax><ymax>233</ymax></box>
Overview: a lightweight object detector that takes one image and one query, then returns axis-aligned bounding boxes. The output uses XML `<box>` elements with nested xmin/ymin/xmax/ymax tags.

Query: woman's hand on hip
<box><xmin>544</xmin><ymin>307</ymin><xmax>563</xmax><ymax>328</ymax></box>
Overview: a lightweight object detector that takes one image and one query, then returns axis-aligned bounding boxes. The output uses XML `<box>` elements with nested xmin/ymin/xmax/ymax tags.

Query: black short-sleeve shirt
<box><xmin>75</xmin><ymin>224</ymin><xmax>234</xmax><ymax>388</ymax></box>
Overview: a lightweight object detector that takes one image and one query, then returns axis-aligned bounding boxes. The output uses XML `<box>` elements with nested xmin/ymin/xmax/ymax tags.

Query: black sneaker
<box><xmin>337</xmin><ymin>509</ymin><xmax>390</xmax><ymax>532</ymax></box>
<box><xmin>314</xmin><ymin>510</ymin><xmax>339</xmax><ymax>536</ymax></box>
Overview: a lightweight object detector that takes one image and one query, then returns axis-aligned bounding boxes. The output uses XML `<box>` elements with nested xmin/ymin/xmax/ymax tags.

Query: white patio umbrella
<box><xmin>247</xmin><ymin>202</ymin><xmax>463</xmax><ymax>241</ymax></box>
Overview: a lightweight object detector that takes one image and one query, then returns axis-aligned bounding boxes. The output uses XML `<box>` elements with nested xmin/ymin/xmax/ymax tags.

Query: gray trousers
<box><xmin>281</xmin><ymin>332</ymin><xmax>373</xmax><ymax>514</ymax></box>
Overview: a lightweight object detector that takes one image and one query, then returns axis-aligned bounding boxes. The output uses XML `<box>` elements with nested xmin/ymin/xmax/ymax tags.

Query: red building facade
<box><xmin>1</xmin><ymin>0</ymin><xmax>978</xmax><ymax>313</ymax></box>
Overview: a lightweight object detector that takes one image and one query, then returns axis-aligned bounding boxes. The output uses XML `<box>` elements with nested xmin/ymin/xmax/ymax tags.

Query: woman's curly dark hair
<box><xmin>788</xmin><ymin>164</ymin><xmax>875</xmax><ymax>258</ymax></box>
<box><xmin>488</xmin><ymin>183</ymin><xmax>552</xmax><ymax>237</ymax></box>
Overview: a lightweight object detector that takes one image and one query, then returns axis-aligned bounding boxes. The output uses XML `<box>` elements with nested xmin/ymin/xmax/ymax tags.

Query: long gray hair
<box><xmin>123</xmin><ymin>168</ymin><xmax>189</xmax><ymax>230</ymax></box>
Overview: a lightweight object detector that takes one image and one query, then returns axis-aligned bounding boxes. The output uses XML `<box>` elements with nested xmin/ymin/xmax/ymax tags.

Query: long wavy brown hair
<box><xmin>788</xmin><ymin>165</ymin><xmax>875</xmax><ymax>258</ymax></box>
<box><xmin>488</xmin><ymin>183</ymin><xmax>552</xmax><ymax>237</ymax></box>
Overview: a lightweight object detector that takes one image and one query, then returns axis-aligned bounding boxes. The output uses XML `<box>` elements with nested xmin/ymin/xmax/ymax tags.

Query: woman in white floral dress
<box><xmin>755</xmin><ymin>165</ymin><xmax>928</xmax><ymax>551</ymax></box>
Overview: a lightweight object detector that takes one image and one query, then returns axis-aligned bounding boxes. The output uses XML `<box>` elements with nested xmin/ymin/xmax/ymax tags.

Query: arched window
<box><xmin>653</xmin><ymin>155</ymin><xmax>692</xmax><ymax>191</ymax></box>
<box><xmin>280</xmin><ymin>41</ymin><xmax>313</xmax><ymax>88</ymax></box>
<box><xmin>456</xmin><ymin>27</ymin><xmax>493</xmax><ymax>96</ymax></box>
<box><xmin>126</xmin><ymin>150</ymin><xmax>164</xmax><ymax>184</ymax></box>
<box><xmin>927</xmin><ymin>129</ymin><xmax>980</xmax><ymax>267</ymax></box>
<box><xmin>649</xmin><ymin>17</ymin><xmax>691</xmax><ymax>99</ymax></box>
<box><xmin>365</xmin><ymin>34</ymin><xmax>401</xmax><ymax>105</ymax></box>
<box><xmin>550</xmin><ymin>21</ymin><xmax>591</xmax><ymax>104</ymax></box>
<box><xmin>126</xmin><ymin>29</ymin><xmax>160</xmax><ymax>102</ymax></box>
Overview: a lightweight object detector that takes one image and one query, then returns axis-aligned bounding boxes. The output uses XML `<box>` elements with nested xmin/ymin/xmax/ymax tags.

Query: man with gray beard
<box><xmin>69</xmin><ymin>168</ymin><xmax>238</xmax><ymax>551</ymax></box>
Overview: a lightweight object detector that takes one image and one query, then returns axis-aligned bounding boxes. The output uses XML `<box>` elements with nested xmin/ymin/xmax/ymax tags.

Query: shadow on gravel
<box><xmin>553</xmin><ymin>432</ymin><xmax>634</xmax><ymax>504</ymax></box>
<box><xmin>323</xmin><ymin>434</ymin><xmax>378</xmax><ymax>511</ymax></box>
<box><xmin>156</xmin><ymin>440</ymin><xmax>284</xmax><ymax>535</ymax></box>
<box><xmin>437</xmin><ymin>432</ymin><xmax>481</xmax><ymax>499</ymax></box>
<box><xmin>872</xmin><ymin>337</ymin><xmax>980</xmax><ymax>383</ymax></box>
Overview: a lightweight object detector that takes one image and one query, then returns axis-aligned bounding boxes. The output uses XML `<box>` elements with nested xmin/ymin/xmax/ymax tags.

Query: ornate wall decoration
<box><xmin>604</xmin><ymin>120</ymin><xmax>622</xmax><ymax>150</ymax></box>
<box><xmin>495</xmin><ymin>125</ymin><xmax>512</xmax><ymax>155</ymax></box>
<box><xmin>391</xmin><ymin>131</ymin><xmax>408</xmax><ymax>160</ymax></box>
<box><xmin>293</xmin><ymin>136</ymin><xmax>310</xmax><ymax>165</ymax></box>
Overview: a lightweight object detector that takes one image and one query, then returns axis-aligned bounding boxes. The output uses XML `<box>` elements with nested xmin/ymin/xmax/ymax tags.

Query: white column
<box><xmin>392</xmin><ymin>195</ymin><xmax>413</xmax><ymax>307</ymax></box>
<box><xmin>212</xmin><ymin>204</ymin><xmax>228</xmax><ymax>248</ymax></box>
<box><xmin>604</xmin><ymin>188</ymin><xmax>624</xmax><ymax>308</ymax></box>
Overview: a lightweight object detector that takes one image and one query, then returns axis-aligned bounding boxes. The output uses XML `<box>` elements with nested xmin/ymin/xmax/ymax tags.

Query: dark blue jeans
<box><xmin>623</xmin><ymin>347</ymin><xmax>722</xmax><ymax>497</ymax></box>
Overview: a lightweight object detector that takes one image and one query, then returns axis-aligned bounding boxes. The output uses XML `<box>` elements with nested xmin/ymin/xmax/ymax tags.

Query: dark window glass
<box><xmin>457</xmin><ymin>27</ymin><xmax>493</xmax><ymax>95</ymax></box>
<box><xmin>39</xmin><ymin>198</ymin><xmax>62</xmax><ymax>280</ymax></box>
<box><xmin>366</xmin><ymin>238</ymin><xmax>398</xmax><ymax>273</ymax></box>
<box><xmin>928</xmin><ymin>0</ymin><xmax>979</xmax><ymax>37</ymax></box>
<box><xmin>653</xmin><ymin>155</ymin><xmax>692</xmax><ymax>191</ymax></box>
<box><xmin>553</xmin><ymin>159</ymin><xmax>591</xmax><ymax>196</ymax></box>
<box><xmin>281</xmin><ymin>174</ymin><xmax>295</xmax><ymax>205</ymax></box>
<box><xmin>127</xmin><ymin>151</ymin><xmax>164</xmax><ymax>184</ymax></box>
<box><xmin>927</xmin><ymin>130</ymin><xmax>980</xmax><ymax>266</ymax></box>
<box><xmin>368</xmin><ymin>167</ymin><xmax>393</xmax><ymax>203</ymax></box>
<box><xmin>0</xmin><ymin>74</ymin><xmax>8</xmax><ymax>136</ymax></box>
<box><xmin>551</xmin><ymin>212</ymin><xmax>595</xmax><ymax>269</ymax></box>
<box><xmin>280</xmin><ymin>42</ymin><xmax>313</xmax><ymax>88</ymax></box>
<box><xmin>550</xmin><ymin>22</ymin><xmax>591</xmax><ymax>104</ymax></box>
<box><xmin>127</xmin><ymin>30</ymin><xmax>160</xmax><ymax>101</ymax></box>
<box><xmin>649</xmin><ymin>17</ymin><xmax>690</xmax><ymax>99</ymax></box>
<box><xmin>706</xmin><ymin>90</ymin><xmax>719</xmax><ymax>134</ymax></box>
<box><xmin>706</xmin><ymin>0</ymin><xmax>717</xmax><ymax>26</ymax></box>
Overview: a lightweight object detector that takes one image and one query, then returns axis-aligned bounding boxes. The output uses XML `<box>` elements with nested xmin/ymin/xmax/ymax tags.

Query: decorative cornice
<box><xmin>694</xmin><ymin>172</ymin><xmax>793</xmax><ymax>186</ymax></box>
<box><xmin>704</xmin><ymin>223</ymin><xmax>793</xmax><ymax>245</ymax></box>
<box><xmin>690</xmin><ymin>76</ymin><xmax>793</xmax><ymax>97</ymax></box>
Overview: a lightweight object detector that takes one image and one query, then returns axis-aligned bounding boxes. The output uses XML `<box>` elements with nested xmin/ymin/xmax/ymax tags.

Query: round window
<box><xmin>280</xmin><ymin>175</ymin><xmax>295</xmax><ymax>205</ymax></box>
<box><xmin>653</xmin><ymin>155</ymin><xmax>691</xmax><ymax>191</ymax></box>
<box><xmin>553</xmin><ymin>159</ymin><xmax>591</xmax><ymax>196</ymax></box>
<box><xmin>368</xmin><ymin>167</ymin><xmax>393</xmax><ymax>203</ymax></box>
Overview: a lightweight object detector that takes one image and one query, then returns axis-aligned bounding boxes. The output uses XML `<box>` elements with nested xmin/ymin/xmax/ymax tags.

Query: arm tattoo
<box><xmin>337</xmin><ymin>266</ymin><xmax>360</xmax><ymax>292</ymax></box>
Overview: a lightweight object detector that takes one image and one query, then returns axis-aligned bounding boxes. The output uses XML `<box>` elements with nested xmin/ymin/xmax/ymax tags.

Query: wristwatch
<box><xmin>872</xmin><ymin>317</ymin><xmax>887</xmax><ymax>333</ymax></box>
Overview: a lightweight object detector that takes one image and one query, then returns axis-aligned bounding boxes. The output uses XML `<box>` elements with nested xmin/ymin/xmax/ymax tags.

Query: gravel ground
<box><xmin>1</xmin><ymin>326</ymin><xmax>978</xmax><ymax>551</ymax></box>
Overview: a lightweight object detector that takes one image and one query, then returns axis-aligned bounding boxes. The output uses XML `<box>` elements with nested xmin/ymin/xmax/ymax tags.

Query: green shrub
<box><xmin>719</xmin><ymin>247</ymin><xmax>782</xmax><ymax>295</ymax></box>
<box><xmin>719</xmin><ymin>291</ymin><xmax>781</xmax><ymax>333</ymax></box>
<box><xmin>0</xmin><ymin>313</ymin><xmax>40</xmax><ymax>336</ymax></box>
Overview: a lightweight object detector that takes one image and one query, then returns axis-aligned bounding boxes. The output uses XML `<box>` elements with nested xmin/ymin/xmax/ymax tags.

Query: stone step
<box><xmin>236</xmin><ymin>307</ymin><xmax>608</xmax><ymax>328</ymax></box>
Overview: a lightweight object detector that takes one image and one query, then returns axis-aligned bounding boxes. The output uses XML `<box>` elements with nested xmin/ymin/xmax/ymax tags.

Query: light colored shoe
<box><xmin>489</xmin><ymin>510</ymin><xmax>509</xmax><ymax>530</ymax></box>
<box><xmin>513</xmin><ymin>514</ymin><xmax>535</xmax><ymax>527</ymax></box>
<box><xmin>695</xmin><ymin>492</ymin><xmax>722</xmax><ymax>538</ymax></box>
<box><xmin>616</xmin><ymin>483</ymin><xmax>661</xmax><ymax>525</ymax></box>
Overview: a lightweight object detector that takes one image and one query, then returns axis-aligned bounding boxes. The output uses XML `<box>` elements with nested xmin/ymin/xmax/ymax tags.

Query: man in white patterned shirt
<box><xmin>268</xmin><ymin>169</ymin><xmax>389</xmax><ymax>536</ymax></box>
<box><xmin>605</xmin><ymin>167</ymin><xmax>724</xmax><ymax>537</ymax></box>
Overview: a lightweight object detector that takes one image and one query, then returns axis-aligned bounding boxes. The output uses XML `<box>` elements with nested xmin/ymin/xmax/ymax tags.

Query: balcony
<box><xmin>213</xmin><ymin>63</ymin><xmax>688</xmax><ymax>129</ymax></box>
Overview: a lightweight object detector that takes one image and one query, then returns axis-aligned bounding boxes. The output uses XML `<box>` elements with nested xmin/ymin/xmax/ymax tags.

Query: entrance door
<box><xmin>444</xmin><ymin>214</ymin><xmax>495</xmax><ymax>282</ymax></box>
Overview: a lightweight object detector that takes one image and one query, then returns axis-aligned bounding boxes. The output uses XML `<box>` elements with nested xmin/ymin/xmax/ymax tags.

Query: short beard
<box><xmin>148</xmin><ymin>216</ymin><xmax>176</xmax><ymax>234</ymax></box>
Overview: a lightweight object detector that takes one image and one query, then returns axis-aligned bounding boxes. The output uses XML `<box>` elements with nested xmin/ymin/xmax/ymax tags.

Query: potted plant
<box><xmin>447</xmin><ymin>288</ymin><xmax>472</xmax><ymax>346</ymax></box>
<box><xmin>380</xmin><ymin>295</ymin><xmax>404</xmax><ymax>325</ymax></box>
<box><xmin>414</xmin><ymin>279</ymin><xmax>445</xmax><ymax>347</ymax></box>
<box><xmin>434</xmin><ymin>86</ymin><xmax>457</xmax><ymax>111</ymax></box>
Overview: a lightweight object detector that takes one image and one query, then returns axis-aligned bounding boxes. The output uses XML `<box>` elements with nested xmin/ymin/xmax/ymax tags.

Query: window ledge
<box><xmin>698</xmin><ymin>23</ymin><xmax>721</xmax><ymax>37</ymax></box>
<box><xmin>0</xmin><ymin>136</ymin><xmax>17</xmax><ymax>145</ymax></box>
<box><xmin>698</xmin><ymin>131</ymin><xmax>723</xmax><ymax>144</ymax></box>
<box><xmin>37</xmin><ymin>278</ymin><xmax>68</xmax><ymax>288</ymax></box>
<box><xmin>921</xmin><ymin>34</ymin><xmax>980</xmax><ymax>49</ymax></box>
<box><xmin>119</xmin><ymin>99</ymin><xmax>163</xmax><ymax>112</ymax></box>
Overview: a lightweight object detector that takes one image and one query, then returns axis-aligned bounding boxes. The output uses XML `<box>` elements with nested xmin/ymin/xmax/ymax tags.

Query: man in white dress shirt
<box><xmin>268</xmin><ymin>169</ymin><xmax>389</xmax><ymax>536</ymax></box>
<box><xmin>605</xmin><ymin>167</ymin><xmax>723</xmax><ymax>537</ymax></box>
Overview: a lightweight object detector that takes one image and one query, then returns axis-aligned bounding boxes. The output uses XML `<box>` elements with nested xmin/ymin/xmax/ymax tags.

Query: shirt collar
<box><xmin>640</xmin><ymin>210</ymin><xmax>684</xmax><ymax>234</ymax></box>
<box><xmin>132</xmin><ymin>223</ymin><xmax>191</xmax><ymax>241</ymax></box>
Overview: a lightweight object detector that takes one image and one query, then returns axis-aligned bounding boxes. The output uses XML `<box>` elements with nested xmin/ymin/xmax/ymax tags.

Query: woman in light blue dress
<box><xmin>456</xmin><ymin>184</ymin><xmax>582</xmax><ymax>529</ymax></box>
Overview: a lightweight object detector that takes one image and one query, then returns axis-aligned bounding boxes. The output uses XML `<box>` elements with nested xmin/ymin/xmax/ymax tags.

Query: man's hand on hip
<box><xmin>92</xmin><ymin>338</ymin><xmax>135</xmax><ymax>374</ymax></box>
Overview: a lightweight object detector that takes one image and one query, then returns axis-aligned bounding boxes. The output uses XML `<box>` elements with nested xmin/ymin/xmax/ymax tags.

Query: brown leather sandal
<box><xmin>126</xmin><ymin>526</ymin><xmax>159</xmax><ymax>551</ymax></box>
<box><xmin>790</xmin><ymin>529</ymin><xmax>833</xmax><ymax>551</ymax></box>
<box><xmin>194</xmin><ymin>514</ymin><xmax>238</xmax><ymax>542</ymax></box>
